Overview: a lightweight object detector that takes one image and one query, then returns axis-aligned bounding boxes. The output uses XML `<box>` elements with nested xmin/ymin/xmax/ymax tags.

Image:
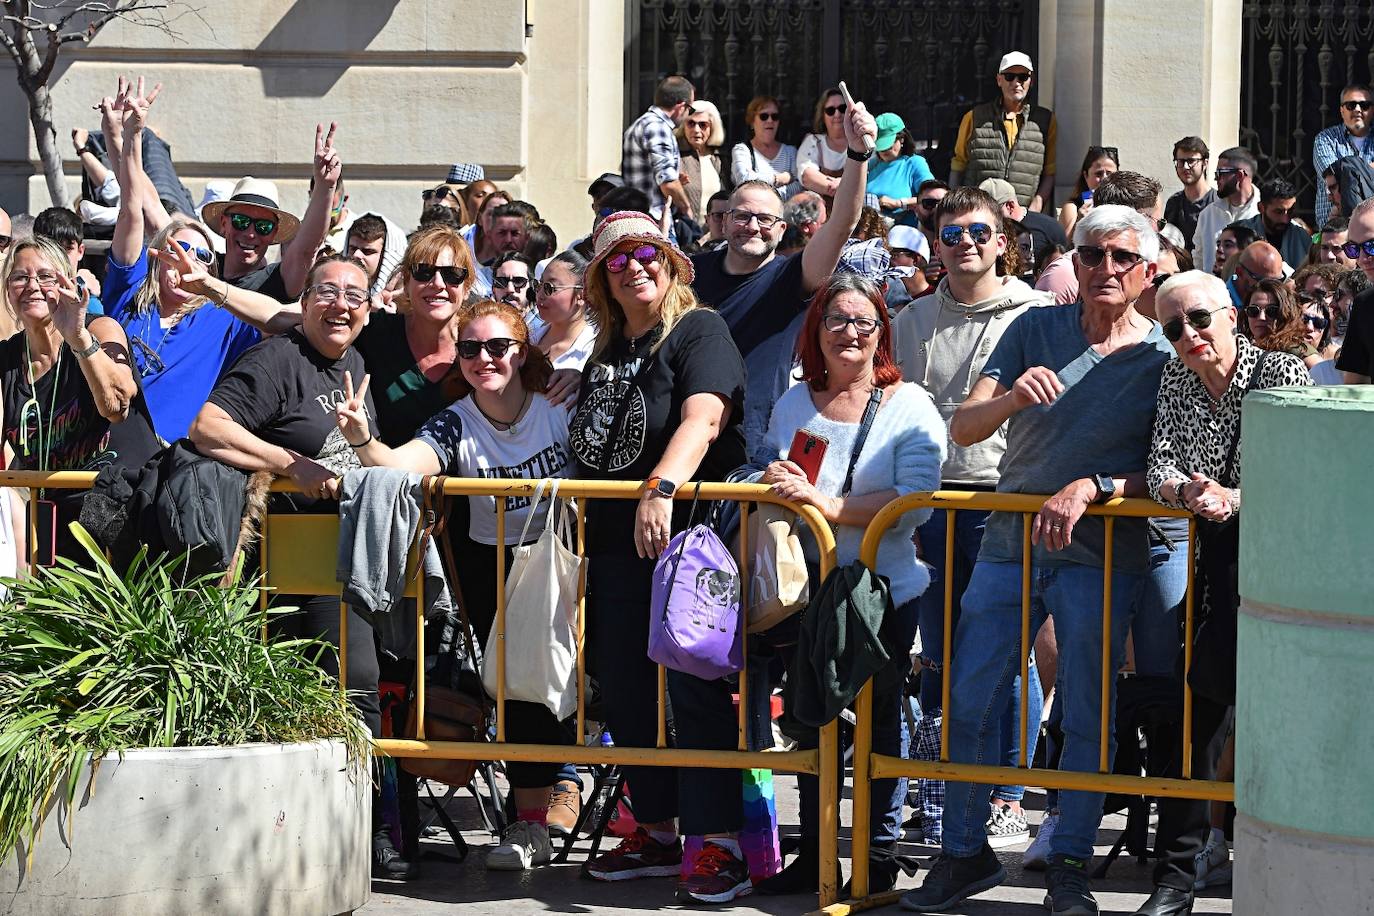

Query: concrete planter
<box><xmin>1</xmin><ymin>739</ymin><xmax>369</xmax><ymax>916</ymax></box>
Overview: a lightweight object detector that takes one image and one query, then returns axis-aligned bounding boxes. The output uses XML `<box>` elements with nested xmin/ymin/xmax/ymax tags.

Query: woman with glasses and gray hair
<box><xmin>1137</xmin><ymin>270</ymin><xmax>1309</xmax><ymax>915</ymax></box>
<box><xmin>755</xmin><ymin>272</ymin><xmax>946</xmax><ymax>895</ymax></box>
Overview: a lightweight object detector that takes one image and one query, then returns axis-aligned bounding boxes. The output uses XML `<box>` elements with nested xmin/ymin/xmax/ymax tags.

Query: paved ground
<box><xmin>359</xmin><ymin>774</ymin><xmax>1233</xmax><ymax>915</ymax></box>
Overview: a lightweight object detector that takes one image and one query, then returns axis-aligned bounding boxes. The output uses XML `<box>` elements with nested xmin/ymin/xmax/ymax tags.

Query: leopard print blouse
<box><xmin>1147</xmin><ymin>335</ymin><xmax>1313</xmax><ymax>508</ymax></box>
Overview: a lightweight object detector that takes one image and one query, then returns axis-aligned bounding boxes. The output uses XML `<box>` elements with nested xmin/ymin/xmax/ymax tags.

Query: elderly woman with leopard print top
<box><xmin>1134</xmin><ymin>269</ymin><xmax>1310</xmax><ymax>915</ymax></box>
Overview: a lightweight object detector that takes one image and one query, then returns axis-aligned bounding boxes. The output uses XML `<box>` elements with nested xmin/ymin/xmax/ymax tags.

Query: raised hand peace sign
<box><xmin>313</xmin><ymin>121</ymin><xmax>342</xmax><ymax>189</ymax></box>
<box><xmin>149</xmin><ymin>240</ymin><xmax>214</xmax><ymax>299</ymax></box>
<box><xmin>336</xmin><ymin>370</ymin><xmax>372</xmax><ymax>447</ymax></box>
<box><xmin>116</xmin><ymin>75</ymin><xmax>162</xmax><ymax>134</ymax></box>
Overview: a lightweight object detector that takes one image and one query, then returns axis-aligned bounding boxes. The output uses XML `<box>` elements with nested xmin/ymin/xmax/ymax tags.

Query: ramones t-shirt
<box><xmin>207</xmin><ymin>329</ymin><xmax>377</xmax><ymax>505</ymax></box>
<box><xmin>416</xmin><ymin>393</ymin><xmax>572</xmax><ymax>545</ymax></box>
<box><xmin>568</xmin><ymin>309</ymin><xmax>746</xmax><ymax>544</ymax></box>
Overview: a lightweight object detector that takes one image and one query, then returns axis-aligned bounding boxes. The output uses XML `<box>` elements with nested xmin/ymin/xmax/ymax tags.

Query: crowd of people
<box><xmin>0</xmin><ymin>53</ymin><xmax>1368</xmax><ymax>915</ymax></box>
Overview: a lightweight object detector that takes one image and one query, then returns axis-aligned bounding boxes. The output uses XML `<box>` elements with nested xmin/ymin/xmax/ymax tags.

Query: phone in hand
<box><xmin>788</xmin><ymin>429</ymin><xmax>829</xmax><ymax>485</ymax></box>
<box><xmin>1080</xmin><ymin>190</ymin><xmax>1094</xmax><ymax>204</ymax></box>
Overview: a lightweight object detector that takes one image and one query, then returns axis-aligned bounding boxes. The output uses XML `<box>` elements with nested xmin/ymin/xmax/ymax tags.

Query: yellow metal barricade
<box><xmin>832</xmin><ymin>490</ymin><xmax>1235</xmax><ymax>915</ymax></box>
<box><xmin>0</xmin><ymin>471</ymin><xmax>845</xmax><ymax>909</ymax></box>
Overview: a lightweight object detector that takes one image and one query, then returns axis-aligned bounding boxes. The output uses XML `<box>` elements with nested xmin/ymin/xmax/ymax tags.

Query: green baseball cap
<box><xmin>874</xmin><ymin>112</ymin><xmax>905</xmax><ymax>152</ymax></box>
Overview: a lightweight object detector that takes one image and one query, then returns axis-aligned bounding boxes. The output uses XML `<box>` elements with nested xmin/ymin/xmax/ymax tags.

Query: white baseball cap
<box><xmin>998</xmin><ymin>51</ymin><xmax>1034</xmax><ymax>73</ymax></box>
<box><xmin>887</xmin><ymin>225</ymin><xmax>930</xmax><ymax>264</ymax></box>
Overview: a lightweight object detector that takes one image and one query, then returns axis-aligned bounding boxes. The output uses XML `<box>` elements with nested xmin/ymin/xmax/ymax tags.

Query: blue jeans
<box><xmin>941</xmin><ymin>560</ymin><xmax>1143</xmax><ymax>860</ymax></box>
<box><xmin>1130</xmin><ymin>531</ymin><xmax>1188</xmax><ymax>678</ymax></box>
<box><xmin>914</xmin><ymin>509</ymin><xmax>1043</xmax><ymax>802</ymax></box>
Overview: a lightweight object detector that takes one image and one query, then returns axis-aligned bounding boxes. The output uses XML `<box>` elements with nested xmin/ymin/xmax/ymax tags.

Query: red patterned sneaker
<box><xmin>676</xmin><ymin>841</ymin><xmax>754</xmax><ymax>905</ymax></box>
<box><xmin>581</xmin><ymin>827</ymin><xmax>683</xmax><ymax>881</ymax></box>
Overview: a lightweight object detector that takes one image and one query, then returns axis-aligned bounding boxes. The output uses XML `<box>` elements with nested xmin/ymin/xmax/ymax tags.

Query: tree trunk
<box><xmin>27</xmin><ymin>81</ymin><xmax>70</xmax><ymax>210</ymax></box>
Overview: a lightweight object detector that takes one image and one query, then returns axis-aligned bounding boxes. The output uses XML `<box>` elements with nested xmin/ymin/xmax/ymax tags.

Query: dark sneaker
<box><xmin>676</xmin><ymin>841</ymin><xmax>753</xmax><ymax>904</ymax></box>
<box><xmin>581</xmin><ymin>826</ymin><xmax>682</xmax><ymax>881</ymax></box>
<box><xmin>372</xmin><ymin>837</ymin><xmax>419</xmax><ymax>880</ymax></box>
<box><xmin>899</xmin><ymin>844</ymin><xmax>1005</xmax><ymax>912</ymax></box>
<box><xmin>1044</xmin><ymin>854</ymin><xmax>1099</xmax><ymax>916</ymax></box>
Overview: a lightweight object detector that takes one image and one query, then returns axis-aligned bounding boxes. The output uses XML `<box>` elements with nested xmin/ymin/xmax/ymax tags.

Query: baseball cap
<box><xmin>587</xmin><ymin>172</ymin><xmax>624</xmax><ymax>198</ymax></box>
<box><xmin>978</xmin><ymin>178</ymin><xmax>1019</xmax><ymax>208</ymax></box>
<box><xmin>446</xmin><ymin>163</ymin><xmax>485</xmax><ymax>185</ymax></box>
<box><xmin>998</xmin><ymin>51</ymin><xmax>1034</xmax><ymax>73</ymax></box>
<box><xmin>886</xmin><ymin>225</ymin><xmax>930</xmax><ymax>264</ymax></box>
<box><xmin>874</xmin><ymin>113</ymin><xmax>906</xmax><ymax>153</ymax></box>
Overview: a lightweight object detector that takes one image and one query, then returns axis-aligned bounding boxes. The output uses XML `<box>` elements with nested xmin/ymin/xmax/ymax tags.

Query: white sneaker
<box><xmin>1193</xmin><ymin>827</ymin><xmax>1232</xmax><ymax>890</ymax></box>
<box><xmin>487</xmin><ymin>820</ymin><xmax>552</xmax><ymax>871</ymax></box>
<box><xmin>1022</xmin><ymin>810</ymin><xmax>1059</xmax><ymax>870</ymax></box>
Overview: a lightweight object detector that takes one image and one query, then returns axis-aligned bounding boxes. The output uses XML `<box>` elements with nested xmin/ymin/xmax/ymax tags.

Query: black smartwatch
<box><xmin>1093</xmin><ymin>474</ymin><xmax>1117</xmax><ymax>503</ymax></box>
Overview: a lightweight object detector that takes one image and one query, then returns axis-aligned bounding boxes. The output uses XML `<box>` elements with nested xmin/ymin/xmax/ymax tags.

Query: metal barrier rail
<box><xmin>0</xmin><ymin>471</ymin><xmax>846</xmax><ymax>908</ymax></box>
<box><xmin>831</xmin><ymin>490</ymin><xmax>1235</xmax><ymax>914</ymax></box>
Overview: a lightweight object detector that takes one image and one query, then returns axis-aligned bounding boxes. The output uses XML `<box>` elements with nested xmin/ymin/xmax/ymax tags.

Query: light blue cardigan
<box><xmin>762</xmin><ymin>381</ymin><xmax>948</xmax><ymax>606</ymax></box>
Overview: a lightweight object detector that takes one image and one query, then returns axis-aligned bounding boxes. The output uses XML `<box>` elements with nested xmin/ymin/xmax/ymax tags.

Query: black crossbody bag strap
<box><xmin>1220</xmin><ymin>351</ymin><xmax>1269</xmax><ymax>486</ymax></box>
<box><xmin>840</xmin><ymin>387</ymin><xmax>884</xmax><ymax>497</ymax></box>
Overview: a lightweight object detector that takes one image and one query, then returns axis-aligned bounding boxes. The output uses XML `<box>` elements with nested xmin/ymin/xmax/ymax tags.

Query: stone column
<box><xmin>1039</xmin><ymin>0</ymin><xmax>1242</xmax><ymax>210</ymax></box>
<box><xmin>1235</xmin><ymin>387</ymin><xmax>1374</xmax><ymax>914</ymax></box>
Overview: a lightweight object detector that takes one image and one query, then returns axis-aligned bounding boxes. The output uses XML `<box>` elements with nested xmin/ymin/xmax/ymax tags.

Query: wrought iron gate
<box><xmin>625</xmin><ymin>0</ymin><xmax>1040</xmax><ymax>182</ymax></box>
<box><xmin>1240</xmin><ymin>1</ymin><xmax>1374</xmax><ymax>223</ymax></box>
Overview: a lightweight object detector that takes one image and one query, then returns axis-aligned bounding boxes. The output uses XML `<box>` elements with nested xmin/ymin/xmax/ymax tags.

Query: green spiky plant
<box><xmin>0</xmin><ymin>525</ymin><xmax>369</xmax><ymax>863</ymax></box>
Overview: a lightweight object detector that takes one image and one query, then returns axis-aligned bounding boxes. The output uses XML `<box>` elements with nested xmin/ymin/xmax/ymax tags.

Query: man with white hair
<box><xmin>902</xmin><ymin>205</ymin><xmax>1173</xmax><ymax>916</ymax></box>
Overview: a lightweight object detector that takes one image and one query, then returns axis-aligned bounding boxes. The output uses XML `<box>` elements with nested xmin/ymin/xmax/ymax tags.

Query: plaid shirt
<box><xmin>1312</xmin><ymin>122</ymin><xmax>1374</xmax><ymax>225</ymax></box>
<box><xmin>621</xmin><ymin>106</ymin><xmax>681</xmax><ymax>217</ymax></box>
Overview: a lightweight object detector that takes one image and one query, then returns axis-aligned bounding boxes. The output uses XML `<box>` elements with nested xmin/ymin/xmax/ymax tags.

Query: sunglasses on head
<box><xmin>1001</xmin><ymin>71</ymin><xmax>1032</xmax><ymax>83</ymax></box>
<box><xmin>1077</xmin><ymin>244</ymin><xmax>1146</xmax><ymax>271</ymax></box>
<box><xmin>1342</xmin><ymin>99</ymin><xmax>1373</xmax><ymax>112</ymax></box>
<box><xmin>1342</xmin><ymin>239</ymin><xmax>1374</xmax><ymax>259</ymax></box>
<box><xmin>492</xmin><ymin>275</ymin><xmax>530</xmax><ymax>290</ymax></box>
<box><xmin>605</xmin><ymin>243</ymin><xmax>662</xmax><ymax>274</ymax></box>
<box><xmin>1244</xmin><ymin>303</ymin><xmax>1282</xmax><ymax>321</ymax></box>
<box><xmin>939</xmin><ymin>222</ymin><xmax>994</xmax><ymax>247</ymax></box>
<box><xmin>457</xmin><ymin>337</ymin><xmax>519</xmax><ymax>360</ymax></box>
<box><xmin>422</xmin><ymin>187</ymin><xmax>457</xmax><ymax>202</ymax></box>
<box><xmin>1302</xmin><ymin>313</ymin><xmax>1330</xmax><ymax>330</ymax></box>
<box><xmin>174</xmin><ymin>239</ymin><xmax>214</xmax><ymax>265</ymax></box>
<box><xmin>1162</xmin><ymin>306</ymin><xmax>1229</xmax><ymax>342</ymax></box>
<box><xmin>824</xmin><ymin>104</ymin><xmax>848</xmax><ymax>116</ymax></box>
<box><xmin>411</xmin><ymin>263</ymin><xmax>469</xmax><ymax>285</ymax></box>
<box><xmin>228</xmin><ymin>212</ymin><xmax>277</xmax><ymax>236</ymax></box>
<box><xmin>756</xmin><ymin>111</ymin><xmax>780</xmax><ymax>122</ymax></box>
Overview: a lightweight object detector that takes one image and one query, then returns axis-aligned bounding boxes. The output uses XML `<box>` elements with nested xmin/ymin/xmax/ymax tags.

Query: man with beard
<box><xmin>690</xmin><ymin>97</ymin><xmax>877</xmax><ymax>457</ymax></box>
<box><xmin>1238</xmin><ymin>178</ymin><xmax>1311</xmax><ymax>269</ymax></box>
<box><xmin>1313</xmin><ymin>83</ymin><xmax>1374</xmax><ymax>227</ymax></box>
<box><xmin>1163</xmin><ymin>137</ymin><xmax>1215</xmax><ymax>253</ymax></box>
<box><xmin>1316</xmin><ymin>216</ymin><xmax>1356</xmax><ymax>268</ymax></box>
<box><xmin>1192</xmin><ymin>147</ymin><xmax>1260</xmax><ymax>274</ymax></box>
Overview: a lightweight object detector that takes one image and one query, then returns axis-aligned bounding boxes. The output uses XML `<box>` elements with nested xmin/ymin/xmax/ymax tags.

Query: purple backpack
<box><xmin>649</xmin><ymin>504</ymin><xmax>743</xmax><ymax>681</ymax></box>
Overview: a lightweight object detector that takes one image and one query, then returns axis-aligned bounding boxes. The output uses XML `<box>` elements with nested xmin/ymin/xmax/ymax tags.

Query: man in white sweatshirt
<box><xmin>891</xmin><ymin>186</ymin><xmax>1053</xmax><ymax>848</ymax></box>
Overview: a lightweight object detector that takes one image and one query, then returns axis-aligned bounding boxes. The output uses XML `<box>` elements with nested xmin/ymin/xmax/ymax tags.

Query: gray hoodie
<box><xmin>891</xmin><ymin>276</ymin><xmax>1052</xmax><ymax>486</ymax></box>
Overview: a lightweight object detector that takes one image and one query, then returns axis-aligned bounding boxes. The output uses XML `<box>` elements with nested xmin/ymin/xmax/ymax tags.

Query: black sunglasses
<box><xmin>457</xmin><ymin>337</ymin><xmax>519</xmax><ymax>360</ymax></box>
<box><xmin>1077</xmin><ymin>244</ymin><xmax>1145</xmax><ymax>271</ymax></box>
<box><xmin>411</xmin><ymin>263</ymin><xmax>469</xmax><ymax>285</ymax></box>
<box><xmin>1162</xmin><ymin>306</ymin><xmax>1228</xmax><ymax>342</ymax></box>
<box><xmin>1302</xmin><ymin>313</ymin><xmax>1330</xmax><ymax>331</ymax></box>
<box><xmin>1342</xmin><ymin>239</ymin><xmax>1374</xmax><ymax>259</ymax></box>
<box><xmin>1342</xmin><ymin>100</ymin><xmax>1373</xmax><ymax>112</ymax></box>
<box><xmin>1001</xmin><ymin>71</ymin><xmax>1032</xmax><ymax>83</ymax></box>
<box><xmin>228</xmin><ymin>212</ymin><xmax>277</xmax><ymax>236</ymax></box>
<box><xmin>1245</xmin><ymin>303</ymin><xmax>1282</xmax><ymax>321</ymax></box>
<box><xmin>919</xmin><ymin>196</ymin><xmax>942</xmax><ymax>209</ymax></box>
<box><xmin>756</xmin><ymin>111</ymin><xmax>780</xmax><ymax>121</ymax></box>
<box><xmin>422</xmin><ymin>187</ymin><xmax>458</xmax><ymax>202</ymax></box>
<box><xmin>939</xmin><ymin>222</ymin><xmax>994</xmax><ymax>247</ymax></box>
<box><xmin>1151</xmin><ymin>272</ymin><xmax>1173</xmax><ymax>289</ymax></box>
<box><xmin>492</xmin><ymin>275</ymin><xmax>530</xmax><ymax>290</ymax></box>
<box><xmin>823</xmin><ymin>104</ymin><xmax>848</xmax><ymax>116</ymax></box>
<box><xmin>0</xmin><ymin>234</ymin><xmax>10</xmax><ymax>252</ymax></box>
<box><xmin>1215</xmin><ymin>167</ymin><xmax>1243</xmax><ymax>179</ymax></box>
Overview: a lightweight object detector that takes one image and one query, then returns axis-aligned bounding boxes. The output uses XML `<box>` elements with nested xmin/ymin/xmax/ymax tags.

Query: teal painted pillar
<box><xmin>1236</xmin><ymin>387</ymin><xmax>1374</xmax><ymax>914</ymax></box>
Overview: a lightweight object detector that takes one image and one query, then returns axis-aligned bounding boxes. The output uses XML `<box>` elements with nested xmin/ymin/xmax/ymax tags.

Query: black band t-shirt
<box><xmin>569</xmin><ymin>308</ymin><xmax>746</xmax><ymax>546</ymax></box>
<box><xmin>207</xmin><ymin>329</ymin><xmax>377</xmax><ymax>509</ymax></box>
<box><xmin>222</xmin><ymin>258</ymin><xmax>292</xmax><ymax>304</ymax></box>
<box><xmin>1337</xmin><ymin>286</ymin><xmax>1374</xmax><ymax>379</ymax></box>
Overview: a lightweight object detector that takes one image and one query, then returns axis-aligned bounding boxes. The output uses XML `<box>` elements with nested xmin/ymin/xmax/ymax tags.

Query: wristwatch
<box><xmin>1092</xmin><ymin>474</ymin><xmax>1117</xmax><ymax>503</ymax></box>
<box><xmin>644</xmin><ymin>476</ymin><xmax>677</xmax><ymax>498</ymax></box>
<box><xmin>846</xmin><ymin>146</ymin><xmax>870</xmax><ymax>162</ymax></box>
<box><xmin>73</xmin><ymin>337</ymin><xmax>102</xmax><ymax>360</ymax></box>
